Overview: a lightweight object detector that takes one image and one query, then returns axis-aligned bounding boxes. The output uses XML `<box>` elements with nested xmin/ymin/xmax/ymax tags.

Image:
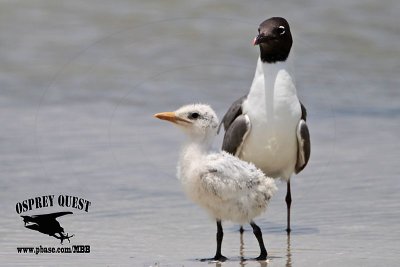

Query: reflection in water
<box><xmin>237</xmin><ymin>231</ymin><xmax>269</xmax><ymax>267</ymax></box>
<box><xmin>286</xmin><ymin>234</ymin><xmax>292</xmax><ymax>267</ymax></box>
<box><xmin>237</xmin><ymin>230</ymin><xmax>292</xmax><ymax>267</ymax></box>
<box><xmin>239</xmin><ymin>232</ymin><xmax>245</xmax><ymax>267</ymax></box>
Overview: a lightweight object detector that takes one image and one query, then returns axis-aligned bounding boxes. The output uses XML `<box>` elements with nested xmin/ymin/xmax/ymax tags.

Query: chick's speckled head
<box><xmin>154</xmin><ymin>104</ymin><xmax>219</xmax><ymax>142</ymax></box>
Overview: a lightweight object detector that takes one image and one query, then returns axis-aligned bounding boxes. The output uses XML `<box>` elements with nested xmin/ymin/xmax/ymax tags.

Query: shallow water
<box><xmin>1</xmin><ymin>0</ymin><xmax>399</xmax><ymax>266</ymax></box>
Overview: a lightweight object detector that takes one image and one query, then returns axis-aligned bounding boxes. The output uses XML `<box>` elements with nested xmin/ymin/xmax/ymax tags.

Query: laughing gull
<box><xmin>219</xmin><ymin>17</ymin><xmax>311</xmax><ymax>233</ymax></box>
<box><xmin>154</xmin><ymin>104</ymin><xmax>277</xmax><ymax>261</ymax></box>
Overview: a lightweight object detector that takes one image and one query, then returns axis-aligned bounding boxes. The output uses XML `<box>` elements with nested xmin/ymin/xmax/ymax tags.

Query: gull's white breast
<box><xmin>241</xmin><ymin>63</ymin><xmax>301</xmax><ymax>180</ymax></box>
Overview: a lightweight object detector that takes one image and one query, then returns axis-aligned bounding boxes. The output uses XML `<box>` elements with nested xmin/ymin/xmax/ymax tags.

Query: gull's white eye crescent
<box><xmin>278</xmin><ymin>25</ymin><xmax>286</xmax><ymax>35</ymax></box>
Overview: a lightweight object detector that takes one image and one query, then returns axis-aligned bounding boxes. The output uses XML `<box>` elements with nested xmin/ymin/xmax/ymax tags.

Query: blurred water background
<box><xmin>0</xmin><ymin>0</ymin><xmax>399</xmax><ymax>266</ymax></box>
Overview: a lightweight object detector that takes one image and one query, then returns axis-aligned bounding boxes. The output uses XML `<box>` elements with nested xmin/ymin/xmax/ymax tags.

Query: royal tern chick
<box><xmin>154</xmin><ymin>104</ymin><xmax>277</xmax><ymax>261</ymax></box>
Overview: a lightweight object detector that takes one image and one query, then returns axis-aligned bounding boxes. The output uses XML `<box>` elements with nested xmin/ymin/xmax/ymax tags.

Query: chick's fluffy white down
<box><xmin>178</xmin><ymin>149</ymin><xmax>277</xmax><ymax>224</ymax></box>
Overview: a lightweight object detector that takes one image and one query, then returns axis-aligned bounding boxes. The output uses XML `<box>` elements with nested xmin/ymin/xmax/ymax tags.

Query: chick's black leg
<box><xmin>201</xmin><ymin>220</ymin><xmax>227</xmax><ymax>262</ymax></box>
<box><xmin>250</xmin><ymin>221</ymin><xmax>267</xmax><ymax>260</ymax></box>
<box><xmin>214</xmin><ymin>220</ymin><xmax>226</xmax><ymax>261</ymax></box>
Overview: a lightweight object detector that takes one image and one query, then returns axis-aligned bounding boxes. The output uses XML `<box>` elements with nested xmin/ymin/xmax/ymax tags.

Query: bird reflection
<box><xmin>286</xmin><ymin>234</ymin><xmax>292</xmax><ymax>267</ymax></box>
<box><xmin>239</xmin><ymin>228</ymin><xmax>269</xmax><ymax>267</ymax></box>
<box><xmin>240</xmin><ymin>230</ymin><xmax>245</xmax><ymax>266</ymax></box>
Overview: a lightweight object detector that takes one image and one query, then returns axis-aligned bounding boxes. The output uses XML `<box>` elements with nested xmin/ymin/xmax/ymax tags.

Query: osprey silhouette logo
<box><xmin>16</xmin><ymin>195</ymin><xmax>91</xmax><ymax>244</ymax></box>
<box><xmin>21</xmin><ymin>212</ymin><xmax>74</xmax><ymax>244</ymax></box>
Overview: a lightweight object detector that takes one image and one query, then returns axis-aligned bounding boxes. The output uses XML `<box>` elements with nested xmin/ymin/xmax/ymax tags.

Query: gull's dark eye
<box><xmin>188</xmin><ymin>112</ymin><xmax>200</xmax><ymax>120</ymax></box>
<box><xmin>277</xmin><ymin>26</ymin><xmax>286</xmax><ymax>35</ymax></box>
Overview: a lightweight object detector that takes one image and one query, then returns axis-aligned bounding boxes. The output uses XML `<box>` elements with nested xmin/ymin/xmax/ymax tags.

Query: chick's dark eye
<box><xmin>188</xmin><ymin>112</ymin><xmax>199</xmax><ymax>119</ymax></box>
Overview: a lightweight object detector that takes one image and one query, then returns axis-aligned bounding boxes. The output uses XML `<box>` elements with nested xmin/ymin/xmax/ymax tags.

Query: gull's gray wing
<box><xmin>221</xmin><ymin>114</ymin><xmax>251</xmax><ymax>156</ymax></box>
<box><xmin>219</xmin><ymin>95</ymin><xmax>250</xmax><ymax>156</ymax></box>
<box><xmin>295</xmin><ymin>103</ymin><xmax>310</xmax><ymax>173</ymax></box>
<box><xmin>218</xmin><ymin>95</ymin><xmax>247</xmax><ymax>134</ymax></box>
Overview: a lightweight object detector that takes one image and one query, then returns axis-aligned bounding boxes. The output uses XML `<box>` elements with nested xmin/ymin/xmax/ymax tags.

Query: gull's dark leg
<box><xmin>239</xmin><ymin>225</ymin><xmax>244</xmax><ymax>234</ymax></box>
<box><xmin>285</xmin><ymin>180</ymin><xmax>292</xmax><ymax>234</ymax></box>
<box><xmin>201</xmin><ymin>220</ymin><xmax>227</xmax><ymax>262</ymax></box>
<box><xmin>250</xmin><ymin>221</ymin><xmax>267</xmax><ymax>260</ymax></box>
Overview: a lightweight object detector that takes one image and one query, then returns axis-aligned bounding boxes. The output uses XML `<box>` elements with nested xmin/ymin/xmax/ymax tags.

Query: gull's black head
<box><xmin>254</xmin><ymin>17</ymin><xmax>292</xmax><ymax>63</ymax></box>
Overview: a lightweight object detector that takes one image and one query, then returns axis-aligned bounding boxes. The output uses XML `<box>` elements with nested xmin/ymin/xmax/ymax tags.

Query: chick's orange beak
<box><xmin>154</xmin><ymin>112</ymin><xmax>191</xmax><ymax>124</ymax></box>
